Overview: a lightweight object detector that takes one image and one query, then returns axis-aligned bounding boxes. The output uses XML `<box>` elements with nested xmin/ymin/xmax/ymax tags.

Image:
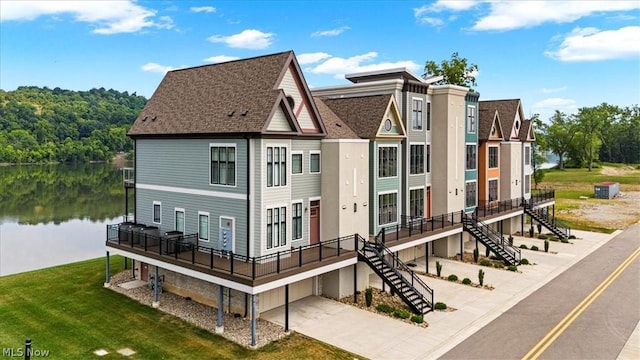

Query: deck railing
<box><xmin>475</xmin><ymin>198</ymin><xmax>522</xmax><ymax>218</ymax></box>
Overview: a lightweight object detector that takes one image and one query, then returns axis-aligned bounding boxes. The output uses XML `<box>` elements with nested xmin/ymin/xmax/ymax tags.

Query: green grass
<box><xmin>0</xmin><ymin>257</ymin><xmax>361</xmax><ymax>360</ymax></box>
<box><xmin>542</xmin><ymin>167</ymin><xmax>640</xmax><ymax>188</ymax></box>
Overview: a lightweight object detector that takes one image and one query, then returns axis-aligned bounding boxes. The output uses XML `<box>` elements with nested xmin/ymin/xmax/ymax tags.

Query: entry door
<box><xmin>426</xmin><ymin>186</ymin><xmax>431</xmax><ymax>218</ymax></box>
<box><xmin>310</xmin><ymin>200</ymin><xmax>320</xmax><ymax>245</ymax></box>
<box><xmin>219</xmin><ymin>217</ymin><xmax>234</xmax><ymax>253</ymax></box>
<box><xmin>141</xmin><ymin>262</ymin><xmax>149</xmax><ymax>282</ymax></box>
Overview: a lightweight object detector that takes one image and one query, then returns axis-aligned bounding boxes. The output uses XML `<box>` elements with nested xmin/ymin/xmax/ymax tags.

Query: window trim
<box><xmin>377</xmin><ymin>144</ymin><xmax>399</xmax><ymax>179</ymax></box>
<box><xmin>488</xmin><ymin>178</ymin><xmax>499</xmax><ymax>202</ymax></box>
<box><xmin>409</xmin><ymin>186</ymin><xmax>425</xmax><ymax>218</ymax></box>
<box><xmin>292</xmin><ymin>201</ymin><xmax>303</xmax><ymax>241</ymax></box>
<box><xmin>377</xmin><ymin>190</ymin><xmax>398</xmax><ymax>227</ymax></box>
<box><xmin>198</xmin><ymin>211</ymin><xmax>210</xmax><ymax>242</ymax></box>
<box><xmin>174</xmin><ymin>207</ymin><xmax>185</xmax><ymax>233</ymax></box>
<box><xmin>412</xmin><ymin>98</ymin><xmax>423</xmax><ymax>131</ymax></box>
<box><xmin>291</xmin><ymin>151</ymin><xmax>303</xmax><ymax>175</ymax></box>
<box><xmin>426</xmin><ymin>144</ymin><xmax>431</xmax><ymax>173</ymax></box>
<box><xmin>467</xmin><ymin>105</ymin><xmax>476</xmax><ymax>133</ymax></box>
<box><xmin>266</xmin><ymin>144</ymin><xmax>288</xmax><ymax>188</ymax></box>
<box><xmin>426</xmin><ymin>102</ymin><xmax>431</xmax><ymax>131</ymax></box>
<box><xmin>524</xmin><ymin>145</ymin><xmax>531</xmax><ymax>166</ymax></box>
<box><xmin>152</xmin><ymin>201</ymin><xmax>161</xmax><ymax>224</ymax></box>
<box><xmin>209</xmin><ymin>143</ymin><xmax>237</xmax><ymax>187</ymax></box>
<box><xmin>524</xmin><ymin>174</ymin><xmax>531</xmax><ymax>194</ymax></box>
<box><xmin>465</xmin><ymin>180</ymin><xmax>477</xmax><ymax>208</ymax></box>
<box><xmin>409</xmin><ymin>143</ymin><xmax>425</xmax><ymax>175</ymax></box>
<box><xmin>466</xmin><ymin>143</ymin><xmax>477</xmax><ymax>171</ymax></box>
<box><xmin>309</xmin><ymin>150</ymin><xmax>321</xmax><ymax>174</ymax></box>
<box><xmin>265</xmin><ymin>204</ymin><xmax>288</xmax><ymax>251</ymax></box>
<box><xmin>488</xmin><ymin>145</ymin><xmax>499</xmax><ymax>169</ymax></box>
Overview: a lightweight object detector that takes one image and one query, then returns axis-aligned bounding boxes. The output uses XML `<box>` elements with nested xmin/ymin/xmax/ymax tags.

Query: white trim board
<box><xmin>137</xmin><ymin>183</ymin><xmax>247</xmax><ymax>200</ymax></box>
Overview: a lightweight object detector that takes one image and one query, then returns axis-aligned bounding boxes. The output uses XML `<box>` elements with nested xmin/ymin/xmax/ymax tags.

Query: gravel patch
<box><xmin>108</xmin><ymin>271</ymin><xmax>287</xmax><ymax>348</ymax></box>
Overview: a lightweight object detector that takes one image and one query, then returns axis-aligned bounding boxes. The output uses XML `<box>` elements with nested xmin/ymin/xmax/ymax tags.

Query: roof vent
<box><xmin>151</xmin><ymin>116</ymin><xmax>157</xmax><ymax>122</ymax></box>
<box><xmin>227</xmin><ymin>111</ymin><xmax>235</xmax><ymax>117</ymax></box>
<box><xmin>336</xmin><ymin>123</ymin><xmax>342</xmax><ymax>127</ymax></box>
<box><xmin>241</xmin><ymin>110</ymin><xmax>249</xmax><ymax>116</ymax></box>
<box><xmin>142</xmin><ymin>116</ymin><xmax>148</xmax><ymax>122</ymax></box>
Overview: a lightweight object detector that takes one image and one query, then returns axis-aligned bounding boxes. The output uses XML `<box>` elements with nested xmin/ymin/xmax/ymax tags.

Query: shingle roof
<box><xmin>519</xmin><ymin>119</ymin><xmax>533</xmax><ymax>141</ymax></box>
<box><xmin>313</xmin><ymin>97</ymin><xmax>360</xmax><ymax>139</ymax></box>
<box><xmin>320</xmin><ymin>94</ymin><xmax>393</xmax><ymax>139</ymax></box>
<box><xmin>129</xmin><ymin>51</ymin><xmax>296</xmax><ymax>136</ymax></box>
<box><xmin>478</xmin><ymin>108</ymin><xmax>502</xmax><ymax>141</ymax></box>
<box><xmin>479</xmin><ymin>99</ymin><xmax>521</xmax><ymax>141</ymax></box>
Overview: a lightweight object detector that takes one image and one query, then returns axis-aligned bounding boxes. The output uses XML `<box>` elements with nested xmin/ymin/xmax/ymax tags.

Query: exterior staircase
<box><xmin>462</xmin><ymin>215</ymin><xmax>521</xmax><ymax>266</ymax></box>
<box><xmin>523</xmin><ymin>204</ymin><xmax>570</xmax><ymax>239</ymax></box>
<box><xmin>357</xmin><ymin>235</ymin><xmax>434</xmax><ymax>314</ymax></box>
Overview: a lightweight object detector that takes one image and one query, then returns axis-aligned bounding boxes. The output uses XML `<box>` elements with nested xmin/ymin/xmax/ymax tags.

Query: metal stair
<box><xmin>462</xmin><ymin>215</ymin><xmax>521</xmax><ymax>266</ymax></box>
<box><xmin>357</xmin><ymin>235</ymin><xmax>433</xmax><ymax>314</ymax></box>
<box><xmin>523</xmin><ymin>205</ymin><xmax>570</xmax><ymax>239</ymax></box>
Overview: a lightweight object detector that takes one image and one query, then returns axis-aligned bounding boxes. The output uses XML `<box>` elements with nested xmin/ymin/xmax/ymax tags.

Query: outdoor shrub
<box><xmin>436</xmin><ymin>261</ymin><xmax>442</xmax><ymax>277</ymax></box>
<box><xmin>393</xmin><ymin>309</ymin><xmax>410</xmax><ymax>319</ymax></box>
<box><xmin>531</xmin><ymin>245</ymin><xmax>539</xmax><ymax>251</ymax></box>
<box><xmin>480</xmin><ymin>259</ymin><xmax>492</xmax><ymax>267</ymax></box>
<box><xmin>508</xmin><ymin>235</ymin><xmax>514</xmax><ymax>246</ymax></box>
<box><xmin>521</xmin><ymin>258</ymin><xmax>530</xmax><ymax>265</ymax></box>
<box><xmin>529</xmin><ymin>227</ymin><xmax>534</xmax><ymax>237</ymax></box>
<box><xmin>365</xmin><ymin>287</ymin><xmax>373</xmax><ymax>307</ymax></box>
<box><xmin>508</xmin><ymin>265</ymin><xmax>518</xmax><ymax>272</ymax></box>
<box><xmin>561</xmin><ymin>239</ymin><xmax>569</xmax><ymax>243</ymax></box>
<box><xmin>435</xmin><ymin>302</ymin><xmax>447</xmax><ymax>310</ymax></box>
<box><xmin>520</xmin><ymin>244</ymin><xmax>528</xmax><ymax>249</ymax></box>
<box><xmin>494</xmin><ymin>263</ymin><xmax>504</xmax><ymax>268</ymax></box>
<box><xmin>447</xmin><ymin>274</ymin><xmax>458</xmax><ymax>282</ymax></box>
<box><xmin>462</xmin><ymin>277</ymin><xmax>472</xmax><ymax>285</ymax></box>
<box><xmin>376</xmin><ymin>304</ymin><xmax>394</xmax><ymax>313</ymax></box>
<box><xmin>478</xmin><ymin>269</ymin><xmax>485</xmax><ymax>286</ymax></box>
<box><xmin>538</xmin><ymin>234</ymin><xmax>548</xmax><ymax>240</ymax></box>
<box><xmin>569</xmin><ymin>235</ymin><xmax>576</xmax><ymax>240</ymax></box>
<box><xmin>544</xmin><ymin>239</ymin><xmax>550</xmax><ymax>253</ymax></box>
<box><xmin>411</xmin><ymin>314</ymin><xmax>424</xmax><ymax>324</ymax></box>
<box><xmin>537</xmin><ymin>224</ymin><xmax>543</xmax><ymax>234</ymax></box>
<box><xmin>485</xmin><ymin>246</ymin><xmax>490</xmax><ymax>257</ymax></box>
<box><xmin>473</xmin><ymin>248</ymin><xmax>479</xmax><ymax>263</ymax></box>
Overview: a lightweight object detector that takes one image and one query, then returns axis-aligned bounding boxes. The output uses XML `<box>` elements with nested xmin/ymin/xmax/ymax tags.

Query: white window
<box><xmin>267</xmin><ymin>206</ymin><xmax>287</xmax><ymax>249</ymax></box>
<box><xmin>426</xmin><ymin>102</ymin><xmax>431</xmax><ymax>131</ymax></box>
<box><xmin>488</xmin><ymin>179</ymin><xmax>498</xmax><ymax>202</ymax></box>
<box><xmin>466</xmin><ymin>181</ymin><xmax>477</xmax><ymax>208</ymax></box>
<box><xmin>412</xmin><ymin>99</ymin><xmax>423</xmax><ymax>130</ymax></box>
<box><xmin>292</xmin><ymin>152</ymin><xmax>303</xmax><ymax>174</ymax></box>
<box><xmin>210</xmin><ymin>145</ymin><xmax>236</xmax><ymax>186</ymax></box>
<box><xmin>153</xmin><ymin>201</ymin><xmax>161</xmax><ymax>224</ymax></box>
<box><xmin>525</xmin><ymin>146</ymin><xmax>531</xmax><ymax>166</ymax></box>
<box><xmin>310</xmin><ymin>151</ymin><xmax>321</xmax><ymax>174</ymax></box>
<box><xmin>292</xmin><ymin>202</ymin><xmax>303</xmax><ymax>240</ymax></box>
<box><xmin>466</xmin><ymin>144</ymin><xmax>477</xmax><ymax>170</ymax></box>
<box><xmin>409</xmin><ymin>188</ymin><xmax>424</xmax><ymax>218</ymax></box>
<box><xmin>198</xmin><ymin>212</ymin><xmax>209</xmax><ymax>242</ymax></box>
<box><xmin>267</xmin><ymin>146</ymin><xmax>287</xmax><ymax>187</ymax></box>
<box><xmin>426</xmin><ymin>144</ymin><xmax>431</xmax><ymax>173</ymax></box>
<box><xmin>525</xmin><ymin>174</ymin><xmax>531</xmax><ymax>193</ymax></box>
<box><xmin>467</xmin><ymin>105</ymin><xmax>476</xmax><ymax>133</ymax></box>
<box><xmin>410</xmin><ymin>144</ymin><xmax>424</xmax><ymax>175</ymax></box>
<box><xmin>378</xmin><ymin>192</ymin><xmax>398</xmax><ymax>225</ymax></box>
<box><xmin>489</xmin><ymin>146</ymin><xmax>499</xmax><ymax>168</ymax></box>
<box><xmin>378</xmin><ymin>145</ymin><xmax>398</xmax><ymax>178</ymax></box>
<box><xmin>175</xmin><ymin>208</ymin><xmax>185</xmax><ymax>233</ymax></box>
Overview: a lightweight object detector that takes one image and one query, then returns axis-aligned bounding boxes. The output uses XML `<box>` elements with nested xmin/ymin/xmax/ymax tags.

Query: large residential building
<box><xmin>105</xmin><ymin>51</ymin><xmax>566</xmax><ymax>346</ymax></box>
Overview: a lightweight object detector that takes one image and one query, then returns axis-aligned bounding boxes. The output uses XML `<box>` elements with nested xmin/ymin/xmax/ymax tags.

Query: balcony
<box><xmin>374</xmin><ymin>211</ymin><xmax>465</xmax><ymax>248</ymax></box>
<box><xmin>106</xmin><ymin>225</ymin><xmax>358</xmax><ymax>287</ymax></box>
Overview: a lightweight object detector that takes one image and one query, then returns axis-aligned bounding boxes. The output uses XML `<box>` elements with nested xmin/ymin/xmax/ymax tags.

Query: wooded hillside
<box><xmin>0</xmin><ymin>86</ymin><xmax>147</xmax><ymax>163</ymax></box>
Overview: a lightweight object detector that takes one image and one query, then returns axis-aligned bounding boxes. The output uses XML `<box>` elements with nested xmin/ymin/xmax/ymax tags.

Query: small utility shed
<box><xmin>594</xmin><ymin>182</ymin><xmax>620</xmax><ymax>199</ymax></box>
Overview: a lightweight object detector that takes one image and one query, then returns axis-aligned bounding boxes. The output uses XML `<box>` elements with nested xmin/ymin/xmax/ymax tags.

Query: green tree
<box><xmin>423</xmin><ymin>52</ymin><xmax>479</xmax><ymax>89</ymax></box>
<box><xmin>574</xmin><ymin>104</ymin><xmax>614</xmax><ymax>171</ymax></box>
<box><xmin>545</xmin><ymin>111</ymin><xmax>577</xmax><ymax>169</ymax></box>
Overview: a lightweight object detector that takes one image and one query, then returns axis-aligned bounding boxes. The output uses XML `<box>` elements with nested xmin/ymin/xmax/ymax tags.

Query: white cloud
<box><xmin>545</xmin><ymin>26</ymin><xmax>640</xmax><ymax>61</ymax></box>
<box><xmin>0</xmin><ymin>0</ymin><xmax>173</xmax><ymax>34</ymax></box>
<box><xmin>308</xmin><ymin>52</ymin><xmax>421</xmax><ymax>79</ymax></box>
<box><xmin>539</xmin><ymin>86</ymin><xmax>567</xmax><ymax>94</ymax></box>
<box><xmin>473</xmin><ymin>1</ymin><xmax>640</xmax><ymax>31</ymax></box>
<box><xmin>207</xmin><ymin>29</ymin><xmax>274</xmax><ymax>49</ymax></box>
<box><xmin>297</xmin><ymin>52</ymin><xmax>332</xmax><ymax>65</ymax></box>
<box><xmin>141</xmin><ymin>62</ymin><xmax>175</xmax><ymax>73</ymax></box>
<box><xmin>203</xmin><ymin>55</ymin><xmax>240</xmax><ymax>63</ymax></box>
<box><xmin>531</xmin><ymin>97</ymin><xmax>578</xmax><ymax>110</ymax></box>
<box><xmin>414</xmin><ymin>0</ymin><xmax>478</xmax><ymax>25</ymax></box>
<box><xmin>190</xmin><ymin>6</ymin><xmax>216</xmax><ymax>13</ymax></box>
<box><xmin>311</xmin><ymin>26</ymin><xmax>350</xmax><ymax>37</ymax></box>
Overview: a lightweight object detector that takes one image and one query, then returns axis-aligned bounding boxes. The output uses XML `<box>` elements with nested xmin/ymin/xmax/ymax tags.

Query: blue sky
<box><xmin>1</xmin><ymin>0</ymin><xmax>639</xmax><ymax>122</ymax></box>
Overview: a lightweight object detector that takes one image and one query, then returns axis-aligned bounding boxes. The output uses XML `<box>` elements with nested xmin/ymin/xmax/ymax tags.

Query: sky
<box><xmin>1</xmin><ymin>0</ymin><xmax>639</xmax><ymax>122</ymax></box>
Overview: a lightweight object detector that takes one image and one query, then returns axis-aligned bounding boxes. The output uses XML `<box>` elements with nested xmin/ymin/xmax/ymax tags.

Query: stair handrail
<box><xmin>463</xmin><ymin>214</ymin><xmax>521</xmax><ymax>263</ymax></box>
<box><xmin>366</xmin><ymin>237</ymin><xmax>434</xmax><ymax>313</ymax></box>
<box><xmin>524</xmin><ymin>205</ymin><xmax>570</xmax><ymax>239</ymax></box>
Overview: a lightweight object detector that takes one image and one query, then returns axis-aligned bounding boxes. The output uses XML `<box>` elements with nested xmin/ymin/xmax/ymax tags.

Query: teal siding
<box><xmin>465</xmin><ymin>93</ymin><xmax>479</xmax><ymax>212</ymax></box>
<box><xmin>291</xmin><ymin>140</ymin><xmax>321</xmax><ymax>199</ymax></box>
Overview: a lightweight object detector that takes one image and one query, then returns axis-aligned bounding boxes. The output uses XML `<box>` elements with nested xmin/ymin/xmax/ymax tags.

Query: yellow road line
<box><xmin>522</xmin><ymin>246</ymin><xmax>640</xmax><ymax>360</ymax></box>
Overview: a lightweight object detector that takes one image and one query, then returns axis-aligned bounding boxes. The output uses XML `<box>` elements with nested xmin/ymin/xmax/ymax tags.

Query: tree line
<box><xmin>0</xmin><ymin>86</ymin><xmax>147</xmax><ymax>164</ymax></box>
<box><xmin>534</xmin><ymin>103</ymin><xmax>640</xmax><ymax>170</ymax></box>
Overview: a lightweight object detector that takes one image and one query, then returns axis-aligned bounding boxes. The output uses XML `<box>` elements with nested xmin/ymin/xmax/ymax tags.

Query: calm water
<box><xmin>0</xmin><ymin>163</ymin><xmax>128</xmax><ymax>276</ymax></box>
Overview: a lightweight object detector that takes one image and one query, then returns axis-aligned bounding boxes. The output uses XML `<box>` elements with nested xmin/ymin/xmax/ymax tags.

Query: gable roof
<box><xmin>319</xmin><ymin>94</ymin><xmax>399</xmax><ymax>139</ymax></box>
<box><xmin>519</xmin><ymin>119</ymin><xmax>536</xmax><ymax>141</ymax></box>
<box><xmin>479</xmin><ymin>99</ymin><xmax>523</xmax><ymax>141</ymax></box>
<box><xmin>128</xmin><ymin>51</ymin><xmax>325</xmax><ymax>137</ymax></box>
<box><xmin>478</xmin><ymin>108</ymin><xmax>504</xmax><ymax>141</ymax></box>
<box><xmin>313</xmin><ymin>97</ymin><xmax>360</xmax><ymax>139</ymax></box>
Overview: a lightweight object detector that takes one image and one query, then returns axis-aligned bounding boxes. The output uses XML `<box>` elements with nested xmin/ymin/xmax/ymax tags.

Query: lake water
<box><xmin>0</xmin><ymin>163</ymin><xmax>128</xmax><ymax>276</ymax></box>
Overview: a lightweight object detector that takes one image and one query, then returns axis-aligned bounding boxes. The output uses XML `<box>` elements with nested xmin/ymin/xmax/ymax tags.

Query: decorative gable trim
<box><xmin>489</xmin><ymin>110</ymin><xmax>505</xmax><ymax>141</ymax></box>
<box><xmin>375</xmin><ymin>96</ymin><xmax>406</xmax><ymax>140</ymax></box>
<box><xmin>262</xmin><ymin>93</ymin><xmax>303</xmax><ymax>134</ymax></box>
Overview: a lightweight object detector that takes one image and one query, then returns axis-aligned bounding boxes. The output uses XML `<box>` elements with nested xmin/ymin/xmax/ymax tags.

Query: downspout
<box><xmin>133</xmin><ymin>139</ymin><xmax>137</xmax><ymax>223</ymax></box>
<box><xmin>246</xmin><ymin>136</ymin><xmax>251</xmax><ymax>259</ymax></box>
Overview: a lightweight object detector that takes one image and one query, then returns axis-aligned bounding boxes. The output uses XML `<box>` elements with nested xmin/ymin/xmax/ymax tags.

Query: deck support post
<box><xmin>152</xmin><ymin>266</ymin><xmax>159</xmax><ymax>308</ymax></box>
<box><xmin>459</xmin><ymin>232</ymin><xmax>463</xmax><ymax>261</ymax></box>
<box><xmin>251</xmin><ymin>294</ymin><xmax>257</xmax><ymax>347</ymax></box>
<box><xmin>216</xmin><ymin>286</ymin><xmax>224</xmax><ymax>333</ymax></box>
<box><xmin>425</xmin><ymin>243</ymin><xmax>429</xmax><ymax>273</ymax></box>
<box><xmin>521</xmin><ymin>213</ymin><xmax>524</xmax><ymax>236</ymax></box>
<box><xmin>353</xmin><ymin>264</ymin><xmax>358</xmax><ymax>304</ymax></box>
<box><xmin>123</xmin><ymin>256</ymin><xmax>128</xmax><ymax>270</ymax></box>
<box><xmin>131</xmin><ymin>259</ymin><xmax>135</xmax><ymax>278</ymax></box>
<box><xmin>285</xmin><ymin>284</ymin><xmax>290</xmax><ymax>333</ymax></box>
<box><xmin>552</xmin><ymin>204</ymin><xmax>555</xmax><ymax>219</ymax></box>
<box><xmin>104</xmin><ymin>251</ymin><xmax>110</xmax><ymax>287</ymax></box>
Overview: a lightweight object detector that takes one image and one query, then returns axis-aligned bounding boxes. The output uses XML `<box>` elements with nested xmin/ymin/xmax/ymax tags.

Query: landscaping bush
<box><xmin>520</xmin><ymin>244</ymin><xmax>528</xmax><ymax>249</ymax></box>
<box><xmin>485</xmin><ymin>246</ymin><xmax>490</xmax><ymax>257</ymax></box>
<box><xmin>365</xmin><ymin>287</ymin><xmax>373</xmax><ymax>307</ymax></box>
<box><xmin>537</xmin><ymin>223</ymin><xmax>542</xmax><ymax>234</ymax></box>
<box><xmin>531</xmin><ymin>245</ymin><xmax>539</xmax><ymax>251</ymax></box>
<box><xmin>508</xmin><ymin>265</ymin><xmax>518</xmax><ymax>272</ymax></box>
<box><xmin>529</xmin><ymin>227</ymin><xmax>534</xmax><ymax>237</ymax></box>
<box><xmin>411</xmin><ymin>314</ymin><xmax>424</xmax><ymax>324</ymax></box>
<box><xmin>478</xmin><ymin>269</ymin><xmax>485</xmax><ymax>286</ymax></box>
<box><xmin>447</xmin><ymin>274</ymin><xmax>458</xmax><ymax>282</ymax></box>
<box><xmin>538</xmin><ymin>234</ymin><xmax>548</xmax><ymax>240</ymax></box>
<box><xmin>561</xmin><ymin>239</ymin><xmax>569</xmax><ymax>243</ymax></box>
<box><xmin>393</xmin><ymin>308</ymin><xmax>410</xmax><ymax>319</ymax></box>
<box><xmin>569</xmin><ymin>235</ymin><xmax>576</xmax><ymax>240</ymax></box>
<box><xmin>521</xmin><ymin>258</ymin><xmax>529</xmax><ymax>265</ymax></box>
<box><xmin>544</xmin><ymin>239</ymin><xmax>550</xmax><ymax>253</ymax></box>
<box><xmin>436</xmin><ymin>261</ymin><xmax>442</xmax><ymax>277</ymax></box>
<box><xmin>435</xmin><ymin>302</ymin><xmax>447</xmax><ymax>310</ymax></box>
<box><xmin>508</xmin><ymin>235</ymin><xmax>514</xmax><ymax>246</ymax></box>
<box><xmin>494</xmin><ymin>263</ymin><xmax>504</xmax><ymax>268</ymax></box>
<box><xmin>376</xmin><ymin>304</ymin><xmax>394</xmax><ymax>313</ymax></box>
<box><xmin>473</xmin><ymin>248</ymin><xmax>479</xmax><ymax>263</ymax></box>
<box><xmin>462</xmin><ymin>278</ymin><xmax>472</xmax><ymax>285</ymax></box>
<box><xmin>479</xmin><ymin>259</ymin><xmax>492</xmax><ymax>267</ymax></box>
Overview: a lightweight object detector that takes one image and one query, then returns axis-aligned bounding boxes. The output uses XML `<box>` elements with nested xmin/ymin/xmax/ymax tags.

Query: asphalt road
<box><xmin>441</xmin><ymin>222</ymin><xmax>640</xmax><ymax>360</ymax></box>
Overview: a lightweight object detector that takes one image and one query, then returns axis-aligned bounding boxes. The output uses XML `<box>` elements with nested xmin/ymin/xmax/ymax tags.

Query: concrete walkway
<box><xmin>262</xmin><ymin>229</ymin><xmax>634</xmax><ymax>359</ymax></box>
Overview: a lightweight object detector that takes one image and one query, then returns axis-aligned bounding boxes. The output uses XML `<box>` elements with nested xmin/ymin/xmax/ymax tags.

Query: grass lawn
<box><xmin>0</xmin><ymin>257</ymin><xmax>362</xmax><ymax>360</ymax></box>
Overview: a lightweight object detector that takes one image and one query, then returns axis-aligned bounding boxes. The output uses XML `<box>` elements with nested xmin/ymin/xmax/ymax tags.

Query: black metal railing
<box><xmin>475</xmin><ymin>198</ymin><xmax>522</xmax><ymax>218</ymax></box>
<box><xmin>107</xmin><ymin>225</ymin><xmax>358</xmax><ymax>281</ymax></box>
<box><xmin>524</xmin><ymin>205</ymin><xmax>570</xmax><ymax>239</ymax></box>
<box><xmin>376</xmin><ymin>210</ymin><xmax>464</xmax><ymax>244</ymax></box>
<box><xmin>463</xmin><ymin>214</ymin><xmax>521</xmax><ymax>264</ymax></box>
<box><xmin>530</xmin><ymin>189</ymin><xmax>556</xmax><ymax>205</ymax></box>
